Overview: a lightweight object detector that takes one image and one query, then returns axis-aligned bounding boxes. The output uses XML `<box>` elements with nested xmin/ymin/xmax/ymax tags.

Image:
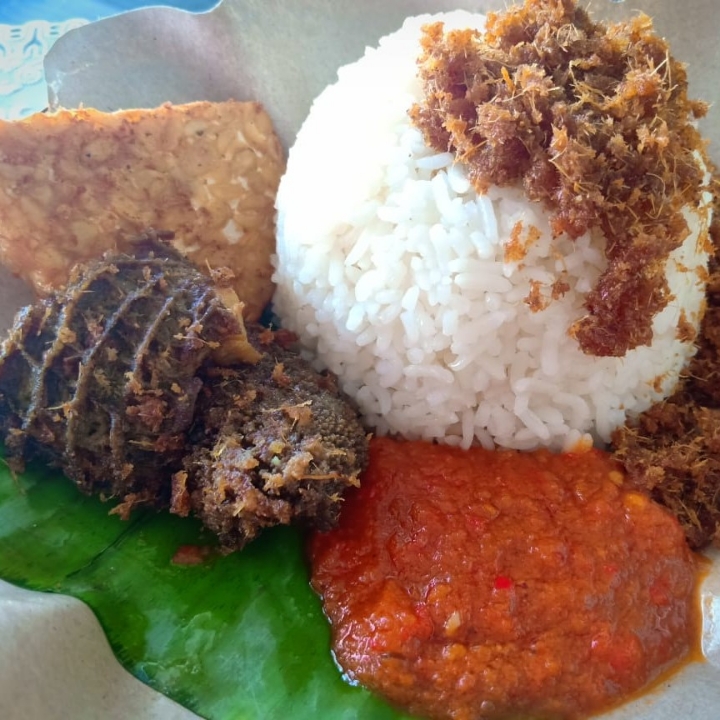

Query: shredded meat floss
<box><xmin>410</xmin><ymin>0</ymin><xmax>710</xmax><ymax>356</ymax></box>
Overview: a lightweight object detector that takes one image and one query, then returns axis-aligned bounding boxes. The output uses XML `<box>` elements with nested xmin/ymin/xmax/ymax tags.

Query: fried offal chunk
<box><xmin>173</xmin><ymin>327</ymin><xmax>369</xmax><ymax>551</ymax></box>
<box><xmin>0</xmin><ymin>234</ymin><xmax>246</xmax><ymax>513</ymax></box>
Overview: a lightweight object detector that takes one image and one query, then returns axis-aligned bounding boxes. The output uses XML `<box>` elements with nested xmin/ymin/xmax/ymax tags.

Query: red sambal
<box><xmin>309</xmin><ymin>437</ymin><xmax>702</xmax><ymax>720</ymax></box>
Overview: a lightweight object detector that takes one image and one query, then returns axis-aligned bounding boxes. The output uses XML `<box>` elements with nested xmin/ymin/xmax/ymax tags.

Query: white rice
<box><xmin>272</xmin><ymin>11</ymin><xmax>714</xmax><ymax>451</ymax></box>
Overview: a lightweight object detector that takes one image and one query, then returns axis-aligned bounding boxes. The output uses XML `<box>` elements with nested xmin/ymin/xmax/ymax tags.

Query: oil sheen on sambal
<box><xmin>309</xmin><ymin>437</ymin><xmax>702</xmax><ymax>720</ymax></box>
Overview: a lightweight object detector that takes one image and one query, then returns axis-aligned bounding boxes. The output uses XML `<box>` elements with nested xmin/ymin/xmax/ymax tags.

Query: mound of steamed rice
<box><xmin>273</xmin><ymin>11</ymin><xmax>714</xmax><ymax>451</ymax></box>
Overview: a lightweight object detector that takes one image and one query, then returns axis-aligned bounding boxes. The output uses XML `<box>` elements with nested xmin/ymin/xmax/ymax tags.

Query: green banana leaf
<box><xmin>0</xmin><ymin>452</ymin><xmax>412</xmax><ymax>719</ymax></box>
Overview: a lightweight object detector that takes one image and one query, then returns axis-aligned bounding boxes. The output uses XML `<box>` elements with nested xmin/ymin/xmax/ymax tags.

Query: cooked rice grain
<box><xmin>273</xmin><ymin>12</ymin><xmax>713</xmax><ymax>451</ymax></box>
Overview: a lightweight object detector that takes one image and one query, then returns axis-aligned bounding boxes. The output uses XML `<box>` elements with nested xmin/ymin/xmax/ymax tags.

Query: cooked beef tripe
<box><xmin>0</xmin><ymin>233</ymin><xmax>247</xmax><ymax>513</ymax></box>
<box><xmin>0</xmin><ymin>100</ymin><xmax>284</xmax><ymax>321</ymax></box>
<box><xmin>174</xmin><ymin>327</ymin><xmax>368</xmax><ymax>551</ymax></box>
<box><xmin>0</xmin><ymin>238</ymin><xmax>369</xmax><ymax>547</ymax></box>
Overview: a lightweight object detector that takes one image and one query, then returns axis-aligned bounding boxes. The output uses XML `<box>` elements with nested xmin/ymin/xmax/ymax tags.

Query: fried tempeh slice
<box><xmin>0</xmin><ymin>100</ymin><xmax>284</xmax><ymax>321</ymax></box>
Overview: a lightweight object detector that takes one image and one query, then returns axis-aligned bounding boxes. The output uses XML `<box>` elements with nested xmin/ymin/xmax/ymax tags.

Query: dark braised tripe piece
<box><xmin>411</xmin><ymin>0</ymin><xmax>710</xmax><ymax>356</ymax></box>
<box><xmin>0</xmin><ymin>232</ymin><xmax>246</xmax><ymax>510</ymax></box>
<box><xmin>612</xmin><ymin>184</ymin><xmax>720</xmax><ymax>550</ymax></box>
<box><xmin>0</xmin><ymin>236</ymin><xmax>368</xmax><ymax>550</ymax></box>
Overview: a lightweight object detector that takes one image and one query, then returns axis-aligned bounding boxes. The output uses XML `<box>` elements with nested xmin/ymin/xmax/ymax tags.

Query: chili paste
<box><xmin>309</xmin><ymin>437</ymin><xmax>702</xmax><ymax>720</ymax></box>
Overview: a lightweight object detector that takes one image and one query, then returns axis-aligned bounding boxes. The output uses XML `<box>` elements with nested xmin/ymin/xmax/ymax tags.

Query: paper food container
<box><xmin>0</xmin><ymin>1</ymin><xmax>719</xmax><ymax>718</ymax></box>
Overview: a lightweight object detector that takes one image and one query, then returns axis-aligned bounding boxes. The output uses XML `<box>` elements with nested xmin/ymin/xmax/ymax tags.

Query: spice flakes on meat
<box><xmin>0</xmin><ymin>237</ymin><xmax>368</xmax><ymax>549</ymax></box>
<box><xmin>174</xmin><ymin>326</ymin><xmax>368</xmax><ymax>550</ymax></box>
<box><xmin>410</xmin><ymin>0</ymin><xmax>711</xmax><ymax>356</ymax></box>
